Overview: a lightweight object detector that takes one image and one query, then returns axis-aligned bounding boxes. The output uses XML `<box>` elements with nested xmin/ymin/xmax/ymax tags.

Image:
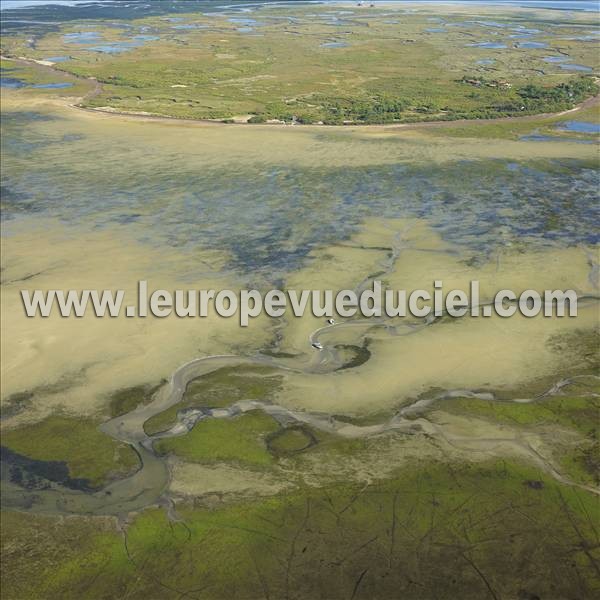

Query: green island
<box><xmin>1</xmin><ymin>0</ymin><xmax>598</xmax><ymax>123</ymax></box>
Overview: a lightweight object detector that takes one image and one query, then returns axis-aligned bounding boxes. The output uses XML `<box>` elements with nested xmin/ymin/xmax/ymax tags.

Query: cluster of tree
<box><xmin>517</xmin><ymin>77</ymin><xmax>597</xmax><ymax>107</ymax></box>
<box><xmin>319</xmin><ymin>95</ymin><xmax>410</xmax><ymax>124</ymax></box>
<box><xmin>243</xmin><ymin>77</ymin><xmax>597</xmax><ymax>125</ymax></box>
<box><xmin>246</xmin><ymin>95</ymin><xmax>412</xmax><ymax>125</ymax></box>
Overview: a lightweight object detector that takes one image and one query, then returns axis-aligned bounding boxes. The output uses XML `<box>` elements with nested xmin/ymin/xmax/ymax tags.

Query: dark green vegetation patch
<box><xmin>2</xmin><ymin>460</ymin><xmax>598</xmax><ymax>599</ymax></box>
<box><xmin>1</xmin><ymin>416</ymin><xmax>139</xmax><ymax>489</ymax></box>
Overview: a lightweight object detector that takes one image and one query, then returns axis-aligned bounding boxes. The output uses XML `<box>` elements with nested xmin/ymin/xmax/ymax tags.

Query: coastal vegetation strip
<box><xmin>2</xmin><ymin>4</ymin><xmax>598</xmax><ymax>125</ymax></box>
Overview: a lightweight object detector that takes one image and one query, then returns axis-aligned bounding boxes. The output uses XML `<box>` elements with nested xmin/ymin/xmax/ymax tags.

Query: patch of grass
<box><xmin>1</xmin><ymin>416</ymin><xmax>139</xmax><ymax>488</ymax></box>
<box><xmin>435</xmin><ymin>392</ymin><xmax>600</xmax><ymax>485</ymax></box>
<box><xmin>558</xmin><ymin>436</ymin><xmax>600</xmax><ymax>487</ymax></box>
<box><xmin>0</xmin><ymin>61</ymin><xmax>91</xmax><ymax>96</ymax></box>
<box><xmin>0</xmin><ymin>511</ymin><xmax>130</xmax><ymax>600</ymax></box>
<box><xmin>436</xmin><ymin>395</ymin><xmax>599</xmax><ymax>437</ymax></box>
<box><xmin>108</xmin><ymin>382</ymin><xmax>164</xmax><ymax>418</ymax></box>
<box><xmin>155</xmin><ymin>410</ymin><xmax>279</xmax><ymax>467</ymax></box>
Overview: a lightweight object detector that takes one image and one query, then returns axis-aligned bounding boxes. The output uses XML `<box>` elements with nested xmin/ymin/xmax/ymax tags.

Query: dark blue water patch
<box><xmin>113</xmin><ymin>213</ymin><xmax>143</xmax><ymax>224</ymax></box>
<box><xmin>446</xmin><ymin>21</ymin><xmax>474</xmax><ymax>28</ymax></box>
<box><xmin>44</xmin><ymin>55</ymin><xmax>71</xmax><ymax>62</ymax></box>
<box><xmin>516</xmin><ymin>41</ymin><xmax>548</xmax><ymax>48</ymax></box>
<box><xmin>63</xmin><ymin>30</ymin><xmax>158</xmax><ymax>53</ymax></box>
<box><xmin>32</xmin><ymin>82</ymin><xmax>73</xmax><ymax>89</ymax></box>
<box><xmin>90</xmin><ymin>42</ymin><xmax>140</xmax><ymax>53</ymax></box>
<box><xmin>237</xmin><ymin>27</ymin><xmax>254</xmax><ymax>33</ymax></box>
<box><xmin>558</xmin><ymin>63</ymin><xmax>592</xmax><ymax>72</ymax></box>
<box><xmin>511</xmin><ymin>27</ymin><xmax>541</xmax><ymax>34</ymax></box>
<box><xmin>0</xmin><ymin>76</ymin><xmax>27</xmax><ymax>88</ymax></box>
<box><xmin>425</xmin><ymin>28</ymin><xmax>445</xmax><ymax>33</ymax></box>
<box><xmin>63</xmin><ymin>30</ymin><xmax>101</xmax><ymax>43</ymax></box>
<box><xmin>467</xmin><ymin>42</ymin><xmax>507</xmax><ymax>49</ymax></box>
<box><xmin>1</xmin><ymin>446</ymin><xmax>95</xmax><ymax>492</ymax></box>
<box><xmin>1</xmin><ymin>111</ymin><xmax>79</xmax><ymax>157</ymax></box>
<box><xmin>228</xmin><ymin>17</ymin><xmax>261</xmax><ymax>26</ymax></box>
<box><xmin>519</xmin><ymin>133</ymin><xmax>594</xmax><ymax>144</ymax></box>
<box><xmin>1</xmin><ymin>75</ymin><xmax>72</xmax><ymax>89</ymax></box>
<box><xmin>0</xmin><ymin>184</ymin><xmax>47</xmax><ymax>221</ymax></box>
<box><xmin>472</xmin><ymin>20</ymin><xmax>508</xmax><ymax>28</ymax></box>
<box><xmin>61</xmin><ymin>133</ymin><xmax>85</xmax><ymax>142</ymax></box>
<box><xmin>543</xmin><ymin>55</ymin><xmax>568</xmax><ymax>63</ymax></box>
<box><xmin>476</xmin><ymin>59</ymin><xmax>495</xmax><ymax>65</ymax></box>
<box><xmin>172</xmin><ymin>24</ymin><xmax>208</xmax><ymax>30</ymax></box>
<box><xmin>557</xmin><ymin>121</ymin><xmax>600</xmax><ymax>134</ymax></box>
<box><xmin>0</xmin><ymin>110</ymin><xmax>56</xmax><ymax>124</ymax></box>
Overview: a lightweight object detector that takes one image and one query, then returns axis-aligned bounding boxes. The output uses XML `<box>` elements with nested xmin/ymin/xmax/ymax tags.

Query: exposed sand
<box><xmin>0</xmin><ymin>218</ymin><xmax>273</xmax><ymax>419</ymax></box>
<box><xmin>168</xmin><ymin>461</ymin><xmax>291</xmax><ymax>498</ymax></box>
<box><xmin>275</xmin><ymin>218</ymin><xmax>598</xmax><ymax>414</ymax></box>
<box><xmin>2</xmin><ymin>90</ymin><xmax>599</xmax><ymax>170</ymax></box>
<box><xmin>1</xmin><ymin>94</ymin><xmax>597</xmax><ymax>423</ymax></box>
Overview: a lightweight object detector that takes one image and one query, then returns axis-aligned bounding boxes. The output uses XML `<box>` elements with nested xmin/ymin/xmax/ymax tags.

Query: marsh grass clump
<box><xmin>1</xmin><ymin>416</ymin><xmax>139</xmax><ymax>489</ymax></box>
<box><xmin>154</xmin><ymin>410</ymin><xmax>279</xmax><ymax>467</ymax></box>
<box><xmin>107</xmin><ymin>381</ymin><xmax>165</xmax><ymax>418</ymax></box>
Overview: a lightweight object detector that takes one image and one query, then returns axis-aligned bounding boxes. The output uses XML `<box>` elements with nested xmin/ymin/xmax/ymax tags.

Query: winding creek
<box><xmin>3</xmin><ymin>288</ymin><xmax>599</xmax><ymax>516</ymax></box>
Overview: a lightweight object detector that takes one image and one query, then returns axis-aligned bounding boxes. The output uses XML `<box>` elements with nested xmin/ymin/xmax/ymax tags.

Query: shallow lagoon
<box><xmin>0</xmin><ymin>76</ymin><xmax>72</xmax><ymax>89</ymax></box>
<box><xmin>558</xmin><ymin>120</ymin><xmax>600</xmax><ymax>133</ymax></box>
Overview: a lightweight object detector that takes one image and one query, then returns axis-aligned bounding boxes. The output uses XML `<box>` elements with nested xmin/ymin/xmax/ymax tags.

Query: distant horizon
<box><xmin>1</xmin><ymin>0</ymin><xmax>598</xmax><ymax>11</ymax></box>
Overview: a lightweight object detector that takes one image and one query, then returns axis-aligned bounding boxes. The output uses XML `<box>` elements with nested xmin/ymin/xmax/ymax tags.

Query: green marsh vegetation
<box><xmin>2</xmin><ymin>459</ymin><xmax>598</xmax><ymax>599</ymax></box>
<box><xmin>435</xmin><ymin>393</ymin><xmax>600</xmax><ymax>486</ymax></box>
<box><xmin>1</xmin><ymin>416</ymin><xmax>139</xmax><ymax>489</ymax></box>
<box><xmin>108</xmin><ymin>382</ymin><xmax>165</xmax><ymax>418</ymax></box>
<box><xmin>2</xmin><ymin>4</ymin><xmax>598</xmax><ymax>124</ymax></box>
<box><xmin>155</xmin><ymin>410</ymin><xmax>279</xmax><ymax>468</ymax></box>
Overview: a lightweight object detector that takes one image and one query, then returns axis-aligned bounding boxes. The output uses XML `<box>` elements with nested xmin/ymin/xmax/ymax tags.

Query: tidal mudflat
<box><xmin>1</xmin><ymin>1</ymin><xmax>599</xmax><ymax>599</ymax></box>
